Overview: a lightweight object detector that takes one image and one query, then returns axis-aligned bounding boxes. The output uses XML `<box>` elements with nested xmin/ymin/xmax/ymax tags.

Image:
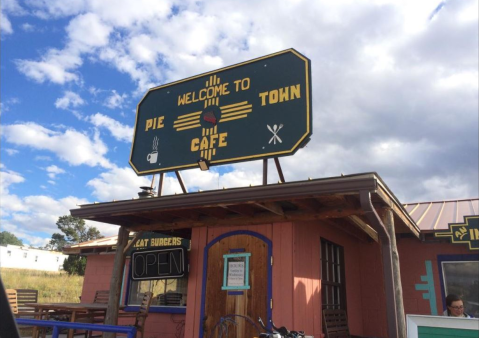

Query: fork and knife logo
<box><xmin>267</xmin><ymin>124</ymin><xmax>283</xmax><ymax>144</ymax></box>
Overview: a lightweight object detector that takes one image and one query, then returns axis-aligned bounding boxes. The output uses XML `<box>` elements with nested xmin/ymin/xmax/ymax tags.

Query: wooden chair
<box><xmin>86</xmin><ymin>290</ymin><xmax>110</xmax><ymax>325</ymax></box>
<box><xmin>322</xmin><ymin>309</ymin><xmax>351</xmax><ymax>338</ymax></box>
<box><xmin>7</xmin><ymin>289</ymin><xmax>48</xmax><ymax>337</ymax></box>
<box><xmin>157</xmin><ymin>292</ymin><xmax>182</xmax><ymax>306</ymax></box>
<box><xmin>117</xmin><ymin>291</ymin><xmax>153</xmax><ymax>338</ymax></box>
<box><xmin>16</xmin><ymin>289</ymin><xmax>39</xmax><ymax>312</ymax></box>
<box><xmin>6</xmin><ymin>289</ymin><xmax>19</xmax><ymax>314</ymax></box>
<box><xmin>77</xmin><ymin>290</ymin><xmax>110</xmax><ymax>337</ymax></box>
<box><xmin>93</xmin><ymin>290</ymin><xmax>110</xmax><ymax>304</ymax></box>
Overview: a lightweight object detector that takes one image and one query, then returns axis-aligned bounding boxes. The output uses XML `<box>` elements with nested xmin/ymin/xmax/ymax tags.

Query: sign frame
<box><xmin>131</xmin><ymin>246</ymin><xmax>187</xmax><ymax>281</ymax></box>
<box><xmin>435</xmin><ymin>215</ymin><xmax>479</xmax><ymax>250</ymax></box>
<box><xmin>129</xmin><ymin>48</ymin><xmax>312</xmax><ymax>175</ymax></box>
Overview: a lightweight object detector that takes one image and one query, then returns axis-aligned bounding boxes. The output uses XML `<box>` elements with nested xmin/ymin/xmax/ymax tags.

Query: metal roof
<box><xmin>404</xmin><ymin>198</ymin><xmax>479</xmax><ymax>232</ymax></box>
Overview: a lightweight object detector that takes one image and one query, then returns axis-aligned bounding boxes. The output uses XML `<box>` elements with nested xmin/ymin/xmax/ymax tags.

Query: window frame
<box><xmin>320</xmin><ymin>238</ymin><xmax>347</xmax><ymax>311</ymax></box>
<box><xmin>122</xmin><ymin>257</ymin><xmax>188</xmax><ymax>314</ymax></box>
<box><xmin>437</xmin><ymin>254</ymin><xmax>479</xmax><ymax>314</ymax></box>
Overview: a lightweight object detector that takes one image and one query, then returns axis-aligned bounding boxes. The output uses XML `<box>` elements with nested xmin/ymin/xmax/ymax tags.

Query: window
<box><xmin>438</xmin><ymin>254</ymin><xmax>479</xmax><ymax>318</ymax></box>
<box><xmin>127</xmin><ymin>277</ymin><xmax>188</xmax><ymax>308</ymax></box>
<box><xmin>23</xmin><ymin>252</ymin><xmax>27</xmax><ymax>258</ymax></box>
<box><xmin>7</xmin><ymin>251</ymin><xmax>11</xmax><ymax>256</ymax></box>
<box><xmin>124</xmin><ymin>233</ymin><xmax>190</xmax><ymax>313</ymax></box>
<box><xmin>56</xmin><ymin>257</ymin><xmax>60</xmax><ymax>262</ymax></box>
<box><xmin>320</xmin><ymin>238</ymin><xmax>347</xmax><ymax>310</ymax></box>
<box><xmin>35</xmin><ymin>256</ymin><xmax>38</xmax><ymax>262</ymax></box>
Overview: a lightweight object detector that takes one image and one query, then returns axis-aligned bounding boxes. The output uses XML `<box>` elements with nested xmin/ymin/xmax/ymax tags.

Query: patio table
<box><xmin>25</xmin><ymin>302</ymin><xmax>122</xmax><ymax>338</ymax></box>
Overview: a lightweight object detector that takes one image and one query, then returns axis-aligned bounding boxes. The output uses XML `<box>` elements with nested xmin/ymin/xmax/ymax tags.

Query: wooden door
<box><xmin>203</xmin><ymin>233</ymin><xmax>270</xmax><ymax>338</ymax></box>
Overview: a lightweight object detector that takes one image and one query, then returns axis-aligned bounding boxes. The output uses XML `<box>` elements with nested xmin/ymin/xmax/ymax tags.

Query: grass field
<box><xmin>1</xmin><ymin>268</ymin><xmax>84</xmax><ymax>303</ymax></box>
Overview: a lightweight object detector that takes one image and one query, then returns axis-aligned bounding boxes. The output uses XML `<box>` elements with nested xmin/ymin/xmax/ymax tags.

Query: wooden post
<box><xmin>158</xmin><ymin>173</ymin><xmax>164</xmax><ymax>196</ymax></box>
<box><xmin>381</xmin><ymin>207</ymin><xmax>406</xmax><ymax>338</ymax></box>
<box><xmin>175</xmin><ymin>170</ymin><xmax>188</xmax><ymax>194</ymax></box>
<box><xmin>263</xmin><ymin>159</ymin><xmax>268</xmax><ymax>185</ymax></box>
<box><xmin>103</xmin><ymin>226</ymin><xmax>129</xmax><ymax>338</ymax></box>
<box><xmin>273</xmin><ymin>158</ymin><xmax>285</xmax><ymax>183</ymax></box>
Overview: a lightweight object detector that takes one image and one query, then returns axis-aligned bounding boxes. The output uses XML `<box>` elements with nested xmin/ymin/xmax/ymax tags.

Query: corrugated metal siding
<box><xmin>404</xmin><ymin>198</ymin><xmax>479</xmax><ymax>231</ymax></box>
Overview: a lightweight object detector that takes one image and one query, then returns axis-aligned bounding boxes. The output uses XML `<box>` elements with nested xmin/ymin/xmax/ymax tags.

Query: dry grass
<box><xmin>1</xmin><ymin>268</ymin><xmax>84</xmax><ymax>303</ymax></box>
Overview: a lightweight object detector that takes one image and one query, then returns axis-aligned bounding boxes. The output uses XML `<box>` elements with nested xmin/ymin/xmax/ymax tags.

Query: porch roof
<box><xmin>70</xmin><ymin>172</ymin><xmax>419</xmax><ymax>244</ymax></box>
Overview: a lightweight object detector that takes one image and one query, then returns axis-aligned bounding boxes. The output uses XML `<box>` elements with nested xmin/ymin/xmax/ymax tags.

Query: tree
<box><xmin>0</xmin><ymin>231</ymin><xmax>24</xmax><ymax>246</ymax></box>
<box><xmin>49</xmin><ymin>215</ymin><xmax>103</xmax><ymax>275</ymax></box>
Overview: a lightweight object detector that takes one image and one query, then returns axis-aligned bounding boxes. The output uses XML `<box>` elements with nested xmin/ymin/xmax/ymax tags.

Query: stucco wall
<box><xmin>183</xmin><ymin>222</ymin><xmax>386</xmax><ymax>338</ymax></box>
<box><xmin>83</xmin><ymin>254</ymin><xmax>185</xmax><ymax>338</ymax></box>
<box><xmin>81</xmin><ymin>226</ymin><xmax>478</xmax><ymax>338</ymax></box>
<box><xmin>397</xmin><ymin>237</ymin><xmax>477</xmax><ymax>317</ymax></box>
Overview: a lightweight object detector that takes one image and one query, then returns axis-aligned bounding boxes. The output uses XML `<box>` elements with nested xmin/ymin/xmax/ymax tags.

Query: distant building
<box><xmin>0</xmin><ymin>244</ymin><xmax>68</xmax><ymax>272</ymax></box>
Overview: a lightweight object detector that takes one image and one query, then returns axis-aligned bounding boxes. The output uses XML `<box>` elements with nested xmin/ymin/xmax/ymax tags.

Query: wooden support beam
<box><xmin>123</xmin><ymin>231</ymin><xmax>144</xmax><ymax>255</ymax></box>
<box><xmin>263</xmin><ymin>159</ymin><xmax>268</xmax><ymax>185</ymax></box>
<box><xmin>323</xmin><ymin>219</ymin><xmax>371</xmax><ymax>242</ymax></box>
<box><xmin>379</xmin><ymin>207</ymin><xmax>406</xmax><ymax>338</ymax></box>
<box><xmin>166</xmin><ymin>210</ymin><xmax>200</xmax><ymax>221</ymax></box>
<box><xmin>158</xmin><ymin>172</ymin><xmax>164</xmax><ymax>196</ymax></box>
<box><xmin>254</xmin><ymin>202</ymin><xmax>284</xmax><ymax>216</ymax></box>
<box><xmin>104</xmin><ymin>226</ymin><xmax>129</xmax><ymax>338</ymax></box>
<box><xmin>274</xmin><ymin>158</ymin><xmax>285</xmax><ymax>183</ymax></box>
<box><xmin>175</xmin><ymin>170</ymin><xmax>187</xmax><ymax>194</ymax></box>
<box><xmin>376</xmin><ymin>185</ymin><xmax>419</xmax><ymax>238</ymax></box>
<box><xmin>130</xmin><ymin>207</ymin><xmax>363</xmax><ymax>231</ymax></box>
<box><xmin>222</xmin><ymin>204</ymin><xmax>256</xmax><ymax>217</ymax></box>
<box><xmin>200</xmin><ymin>207</ymin><xmax>229</xmax><ymax>219</ymax></box>
<box><xmin>292</xmin><ymin>198</ymin><xmax>322</xmax><ymax>211</ymax></box>
<box><xmin>347</xmin><ymin>215</ymin><xmax>378</xmax><ymax>242</ymax></box>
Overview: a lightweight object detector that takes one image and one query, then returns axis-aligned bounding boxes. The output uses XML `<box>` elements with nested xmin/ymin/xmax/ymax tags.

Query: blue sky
<box><xmin>1</xmin><ymin>0</ymin><xmax>478</xmax><ymax>247</ymax></box>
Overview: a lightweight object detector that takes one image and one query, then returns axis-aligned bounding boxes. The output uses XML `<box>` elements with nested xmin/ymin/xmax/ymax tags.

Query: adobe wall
<box><xmin>291</xmin><ymin>221</ymin><xmax>387</xmax><ymax>338</ymax></box>
<box><xmin>183</xmin><ymin>221</ymin><xmax>386</xmax><ymax>338</ymax></box>
<box><xmin>397</xmin><ymin>237</ymin><xmax>477</xmax><ymax>317</ymax></box>
<box><xmin>83</xmin><ymin>254</ymin><xmax>185</xmax><ymax>338</ymax></box>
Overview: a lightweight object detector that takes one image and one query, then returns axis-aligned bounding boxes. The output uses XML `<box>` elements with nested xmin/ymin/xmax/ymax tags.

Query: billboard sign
<box><xmin>130</xmin><ymin>49</ymin><xmax>312</xmax><ymax>175</ymax></box>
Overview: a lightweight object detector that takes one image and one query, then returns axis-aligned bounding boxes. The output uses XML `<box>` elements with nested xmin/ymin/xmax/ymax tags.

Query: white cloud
<box><xmin>2</xmin><ymin>122</ymin><xmax>112</xmax><ymax>168</ymax></box>
<box><xmin>86</xmin><ymin>166</ymin><xmax>151</xmax><ymax>201</ymax></box>
<box><xmin>5</xmin><ymin>149</ymin><xmax>19</xmax><ymax>155</ymax></box>
<box><xmin>103</xmin><ymin>90</ymin><xmax>127</xmax><ymax>109</ymax></box>
<box><xmin>0</xmin><ymin>163</ymin><xmax>118</xmax><ymax>246</ymax></box>
<box><xmin>21</xmin><ymin>23</ymin><xmax>35</xmax><ymax>32</ymax></box>
<box><xmin>66</xmin><ymin>13</ymin><xmax>112</xmax><ymax>50</ymax></box>
<box><xmin>55</xmin><ymin>91</ymin><xmax>85</xmax><ymax>110</ymax></box>
<box><xmin>3</xmin><ymin>0</ymin><xmax>478</xmax><ymax>212</ymax></box>
<box><xmin>88</xmin><ymin>113</ymin><xmax>133</xmax><ymax>142</ymax></box>
<box><xmin>0</xmin><ymin>97</ymin><xmax>20</xmax><ymax>115</ymax></box>
<box><xmin>1</xmin><ymin>12</ymin><xmax>13</xmax><ymax>34</ymax></box>
<box><xmin>46</xmin><ymin>165</ymin><xmax>66</xmax><ymax>179</ymax></box>
<box><xmin>15</xmin><ymin>48</ymin><xmax>82</xmax><ymax>84</ymax></box>
<box><xmin>0</xmin><ymin>167</ymin><xmax>25</xmax><ymax>196</ymax></box>
<box><xmin>1</xmin><ymin>194</ymin><xmax>119</xmax><ymax>246</ymax></box>
<box><xmin>35</xmin><ymin>155</ymin><xmax>52</xmax><ymax>161</ymax></box>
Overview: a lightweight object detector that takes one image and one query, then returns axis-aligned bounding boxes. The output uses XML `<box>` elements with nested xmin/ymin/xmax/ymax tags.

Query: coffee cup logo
<box><xmin>146</xmin><ymin>136</ymin><xmax>159</xmax><ymax>164</ymax></box>
<box><xmin>147</xmin><ymin>151</ymin><xmax>158</xmax><ymax>163</ymax></box>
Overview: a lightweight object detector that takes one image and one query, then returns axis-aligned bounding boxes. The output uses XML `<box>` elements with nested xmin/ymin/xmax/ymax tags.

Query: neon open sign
<box><xmin>129</xmin><ymin>48</ymin><xmax>312</xmax><ymax>175</ymax></box>
<box><xmin>131</xmin><ymin>247</ymin><xmax>187</xmax><ymax>280</ymax></box>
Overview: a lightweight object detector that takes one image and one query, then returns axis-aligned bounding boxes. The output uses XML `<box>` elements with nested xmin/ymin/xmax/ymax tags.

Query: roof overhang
<box><xmin>70</xmin><ymin>172</ymin><xmax>420</xmax><ymax>240</ymax></box>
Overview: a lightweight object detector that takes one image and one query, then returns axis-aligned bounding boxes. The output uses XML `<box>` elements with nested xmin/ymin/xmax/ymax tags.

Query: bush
<box><xmin>63</xmin><ymin>255</ymin><xmax>87</xmax><ymax>276</ymax></box>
